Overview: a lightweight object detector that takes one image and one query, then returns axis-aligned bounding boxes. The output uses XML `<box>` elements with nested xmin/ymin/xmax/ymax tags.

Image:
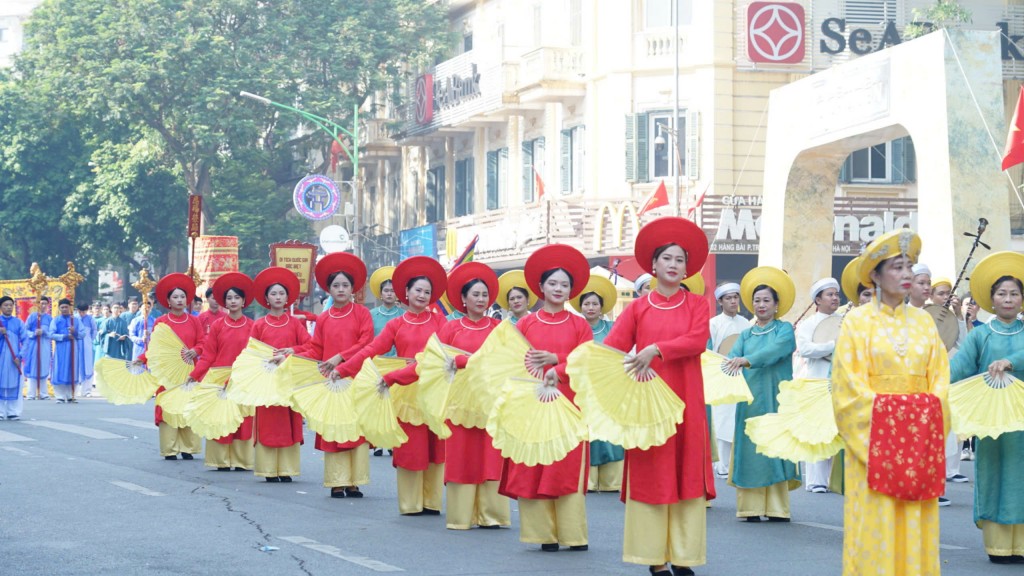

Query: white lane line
<box><xmin>796</xmin><ymin>521</ymin><xmax>968</xmax><ymax>551</ymax></box>
<box><xmin>109</xmin><ymin>481</ymin><xmax>165</xmax><ymax>497</ymax></box>
<box><xmin>100</xmin><ymin>418</ymin><xmax>154</xmax><ymax>429</ymax></box>
<box><xmin>23</xmin><ymin>420</ymin><xmax>125</xmax><ymax>439</ymax></box>
<box><xmin>2</xmin><ymin>446</ymin><xmax>38</xmax><ymax>456</ymax></box>
<box><xmin>279</xmin><ymin>536</ymin><xmax>403</xmax><ymax>572</ymax></box>
<box><xmin>0</xmin><ymin>429</ymin><xmax>36</xmax><ymax>442</ymax></box>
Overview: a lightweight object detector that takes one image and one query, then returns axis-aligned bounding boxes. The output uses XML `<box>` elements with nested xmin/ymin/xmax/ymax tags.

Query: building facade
<box><xmin>0</xmin><ymin>0</ymin><xmax>43</xmax><ymax>68</ymax></box>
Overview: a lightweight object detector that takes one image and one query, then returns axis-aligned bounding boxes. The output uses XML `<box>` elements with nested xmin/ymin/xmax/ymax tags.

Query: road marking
<box><xmin>279</xmin><ymin>536</ymin><xmax>403</xmax><ymax>572</ymax></box>
<box><xmin>2</xmin><ymin>446</ymin><xmax>37</xmax><ymax>456</ymax></box>
<box><xmin>796</xmin><ymin>521</ymin><xmax>968</xmax><ymax>551</ymax></box>
<box><xmin>100</xmin><ymin>418</ymin><xmax>154</xmax><ymax>429</ymax></box>
<box><xmin>0</xmin><ymin>429</ymin><xmax>36</xmax><ymax>442</ymax></box>
<box><xmin>109</xmin><ymin>481</ymin><xmax>165</xmax><ymax>497</ymax></box>
<box><xmin>23</xmin><ymin>420</ymin><xmax>125</xmax><ymax>439</ymax></box>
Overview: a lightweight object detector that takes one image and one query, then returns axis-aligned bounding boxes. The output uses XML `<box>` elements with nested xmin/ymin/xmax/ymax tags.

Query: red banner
<box><xmin>187</xmin><ymin>195</ymin><xmax>202</xmax><ymax>238</ymax></box>
<box><xmin>269</xmin><ymin>241</ymin><xmax>318</xmax><ymax>298</ymax></box>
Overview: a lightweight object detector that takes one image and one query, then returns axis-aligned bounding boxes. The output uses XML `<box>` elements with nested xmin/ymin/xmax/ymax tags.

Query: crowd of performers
<box><xmin>2</xmin><ymin>216</ymin><xmax>1024</xmax><ymax>575</ymax></box>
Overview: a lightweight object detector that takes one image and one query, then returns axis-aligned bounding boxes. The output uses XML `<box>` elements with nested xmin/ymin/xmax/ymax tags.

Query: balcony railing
<box><xmin>515</xmin><ymin>46</ymin><xmax>585</xmax><ymax>91</ymax></box>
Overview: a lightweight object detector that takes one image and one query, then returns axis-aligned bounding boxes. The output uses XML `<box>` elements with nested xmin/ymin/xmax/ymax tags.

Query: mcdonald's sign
<box><xmin>592</xmin><ymin>202</ymin><xmax>640</xmax><ymax>253</ymax></box>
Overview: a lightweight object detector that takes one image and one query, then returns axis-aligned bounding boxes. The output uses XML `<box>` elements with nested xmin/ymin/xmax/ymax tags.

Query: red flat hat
<box><xmin>155</xmin><ymin>273</ymin><xmax>197</xmax><ymax>310</ymax></box>
<box><xmin>253</xmin><ymin>267</ymin><xmax>300</xmax><ymax>309</ymax></box>
<box><xmin>315</xmin><ymin>253</ymin><xmax>367</xmax><ymax>293</ymax></box>
<box><xmin>634</xmin><ymin>217</ymin><xmax>708</xmax><ymax>277</ymax></box>
<box><xmin>393</xmin><ymin>256</ymin><xmax>447</xmax><ymax>306</ymax></box>
<box><xmin>446</xmin><ymin>262</ymin><xmax>498</xmax><ymax>314</ymax></box>
<box><xmin>524</xmin><ymin>244</ymin><xmax>591</xmax><ymax>300</ymax></box>
<box><xmin>211</xmin><ymin>272</ymin><xmax>255</xmax><ymax>309</ymax></box>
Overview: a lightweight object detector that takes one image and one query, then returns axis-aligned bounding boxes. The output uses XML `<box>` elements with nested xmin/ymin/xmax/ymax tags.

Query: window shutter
<box><xmin>499</xmin><ymin>147</ymin><xmax>509</xmax><ymax>207</ymax></box>
<box><xmin>902</xmin><ymin>137</ymin><xmax>916</xmax><ymax>183</ymax></box>
<box><xmin>637</xmin><ymin>113</ymin><xmax>649</xmax><ymax>183</ymax></box>
<box><xmin>436</xmin><ymin>166</ymin><xmax>446</xmax><ymax>221</ymax></box>
<box><xmin>522</xmin><ymin>140</ymin><xmax>535</xmax><ymax>203</ymax></box>
<box><xmin>686</xmin><ymin>109</ymin><xmax>699</xmax><ymax>181</ymax></box>
<box><xmin>426</xmin><ymin>169</ymin><xmax>437</xmax><ymax>223</ymax></box>
<box><xmin>561</xmin><ymin>129</ymin><xmax>572</xmax><ymax>193</ymax></box>
<box><xmin>625</xmin><ymin>114</ymin><xmax>636</xmax><ymax>182</ymax></box>
<box><xmin>573</xmin><ymin>126</ymin><xmax>585</xmax><ymax>193</ymax></box>
<box><xmin>487</xmin><ymin>151</ymin><xmax>498</xmax><ymax>210</ymax></box>
<box><xmin>465</xmin><ymin>158</ymin><xmax>475</xmax><ymax>214</ymax></box>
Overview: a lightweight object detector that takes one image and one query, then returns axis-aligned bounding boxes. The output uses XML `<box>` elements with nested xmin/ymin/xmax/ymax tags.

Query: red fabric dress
<box><xmin>602</xmin><ymin>290</ymin><xmax>716</xmax><ymax>505</ymax></box>
<box><xmin>251</xmin><ymin>314</ymin><xmax>310</xmax><ymax>448</ymax></box>
<box><xmin>339</xmin><ymin>310</ymin><xmax>448</xmax><ymax>472</ymax></box>
<box><xmin>198</xmin><ymin>309</ymin><xmax>226</xmax><ymax>335</ymax></box>
<box><xmin>498</xmin><ymin>310</ymin><xmax>593</xmax><ymax>499</ymax></box>
<box><xmin>140</xmin><ymin>313</ymin><xmax>206</xmax><ymax>427</ymax></box>
<box><xmin>189</xmin><ymin>316</ymin><xmax>254</xmax><ymax>444</ymax></box>
<box><xmin>438</xmin><ymin>316</ymin><xmax>503</xmax><ymax>484</ymax></box>
<box><xmin>293</xmin><ymin>303</ymin><xmax>374</xmax><ymax>452</ymax></box>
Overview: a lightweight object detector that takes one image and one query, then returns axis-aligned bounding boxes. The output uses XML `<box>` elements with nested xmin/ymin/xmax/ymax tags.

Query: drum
<box><xmin>812</xmin><ymin>315</ymin><xmax>843</xmax><ymax>344</ymax></box>
<box><xmin>717</xmin><ymin>333</ymin><xmax>739</xmax><ymax>356</ymax></box>
<box><xmin>924</xmin><ymin>304</ymin><xmax>960</xmax><ymax>351</ymax></box>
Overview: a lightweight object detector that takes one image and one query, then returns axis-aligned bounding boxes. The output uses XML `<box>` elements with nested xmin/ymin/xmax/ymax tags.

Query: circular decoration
<box><xmin>293</xmin><ymin>175</ymin><xmax>340</xmax><ymax>221</ymax></box>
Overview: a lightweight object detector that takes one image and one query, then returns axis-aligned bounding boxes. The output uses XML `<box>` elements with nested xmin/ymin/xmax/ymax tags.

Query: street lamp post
<box><xmin>239</xmin><ymin>91</ymin><xmax>361</xmax><ymax>257</ymax></box>
<box><xmin>654</xmin><ymin>124</ymin><xmax>686</xmax><ymax>216</ymax></box>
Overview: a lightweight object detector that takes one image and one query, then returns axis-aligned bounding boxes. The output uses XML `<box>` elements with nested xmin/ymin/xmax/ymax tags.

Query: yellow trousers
<box><xmin>204</xmin><ymin>439</ymin><xmax>254</xmax><ymax>470</ymax></box>
<box><xmin>736</xmin><ymin>481</ymin><xmax>791</xmax><ymax>518</ymax></box>
<box><xmin>254</xmin><ymin>443</ymin><xmax>301</xmax><ymax>478</ymax></box>
<box><xmin>588</xmin><ymin>461</ymin><xmax>623</xmax><ymax>492</ymax></box>
<box><xmin>981</xmin><ymin>520</ymin><xmax>1024</xmax><ymax>556</ymax></box>
<box><xmin>446</xmin><ymin>481</ymin><xmax>511</xmax><ymax>530</ymax></box>
<box><xmin>158</xmin><ymin>423</ymin><xmax>201</xmax><ymax>457</ymax></box>
<box><xmin>623</xmin><ymin>497</ymin><xmax>707</xmax><ymax>567</ymax></box>
<box><xmin>323</xmin><ymin>444</ymin><xmax>370</xmax><ymax>487</ymax></box>
<box><xmin>395</xmin><ymin>463</ymin><xmax>444</xmax><ymax>514</ymax></box>
<box><xmin>518</xmin><ymin>492</ymin><xmax>588</xmax><ymax>546</ymax></box>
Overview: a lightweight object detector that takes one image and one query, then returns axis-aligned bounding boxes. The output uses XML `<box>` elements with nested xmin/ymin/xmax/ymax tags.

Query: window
<box><xmin>845</xmin><ymin>0</ymin><xmax>898</xmax><ymax>25</ymax></box>
<box><xmin>426</xmin><ymin>166</ymin><xmax>446</xmax><ymax>223</ymax></box>
<box><xmin>0</xmin><ymin>29</ymin><xmax>6</xmax><ymax>43</ymax></box>
<box><xmin>486</xmin><ymin>148</ymin><xmax>508</xmax><ymax>210</ymax></box>
<box><xmin>560</xmin><ymin>126</ymin><xmax>585</xmax><ymax>195</ymax></box>
<box><xmin>645</xmin><ymin>0</ymin><xmax>692</xmax><ymax>29</ymax></box>
<box><xmin>522</xmin><ymin>137</ymin><xmax>545</xmax><ymax>203</ymax></box>
<box><xmin>650</xmin><ymin>113</ymin><xmax>686</xmax><ymax>179</ymax></box>
<box><xmin>463</xmin><ymin>33</ymin><xmax>473</xmax><ymax>53</ymax></box>
<box><xmin>841</xmin><ymin>137</ymin><xmax>915</xmax><ymax>184</ymax></box>
<box><xmin>570</xmin><ymin>0</ymin><xmax>582</xmax><ymax>47</ymax></box>
<box><xmin>454</xmin><ymin>158</ymin><xmax>474</xmax><ymax>217</ymax></box>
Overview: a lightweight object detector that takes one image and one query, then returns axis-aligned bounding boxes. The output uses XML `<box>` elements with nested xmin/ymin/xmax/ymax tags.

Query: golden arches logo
<box><xmin>592</xmin><ymin>202</ymin><xmax>640</xmax><ymax>252</ymax></box>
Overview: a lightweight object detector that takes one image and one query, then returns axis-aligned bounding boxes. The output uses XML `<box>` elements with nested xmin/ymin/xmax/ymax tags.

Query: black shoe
<box><xmin>1012</xmin><ymin>556</ymin><xmax>1024</xmax><ymax>564</ymax></box>
<box><xmin>671</xmin><ymin>566</ymin><xmax>696</xmax><ymax>576</ymax></box>
<box><xmin>569</xmin><ymin>545</ymin><xmax>588</xmax><ymax>551</ymax></box>
<box><xmin>373</xmin><ymin>448</ymin><xmax>384</xmax><ymax>456</ymax></box>
<box><xmin>280</xmin><ymin>476</ymin><xmax>292</xmax><ymax>483</ymax></box>
<box><xmin>744</xmin><ymin>516</ymin><xmax>763</xmax><ymax>522</ymax></box>
<box><xmin>990</xmin><ymin>555</ymin><xmax>1015</xmax><ymax>564</ymax></box>
<box><xmin>422</xmin><ymin>508</ymin><xmax>441</xmax><ymax>515</ymax></box>
<box><xmin>344</xmin><ymin>487</ymin><xmax>362</xmax><ymax>497</ymax></box>
<box><xmin>217</xmin><ymin>467</ymin><xmax>230</xmax><ymax>471</ymax></box>
<box><xmin>767</xmin><ymin>516</ymin><xmax>791</xmax><ymax>523</ymax></box>
<box><xmin>649</xmin><ymin>568</ymin><xmax>672</xmax><ymax>576</ymax></box>
<box><xmin>68</xmin><ymin>398</ymin><xmax>77</xmax><ymax>403</ymax></box>
<box><xmin>266</xmin><ymin>477</ymin><xmax>281</xmax><ymax>483</ymax></box>
<box><xmin>478</xmin><ymin>524</ymin><xmax>501</xmax><ymax>530</ymax></box>
<box><xmin>181</xmin><ymin>453</ymin><xmax>194</xmax><ymax>460</ymax></box>
<box><xmin>7</xmin><ymin>415</ymin><xmax>18</xmax><ymax>421</ymax></box>
<box><xmin>540</xmin><ymin>543</ymin><xmax>559</xmax><ymax>552</ymax></box>
<box><xmin>330</xmin><ymin>488</ymin><xmax>346</xmax><ymax>498</ymax></box>
<box><xmin>56</xmin><ymin>399</ymin><xmax>65</xmax><ymax>404</ymax></box>
<box><xmin>233</xmin><ymin>467</ymin><xmax>248</xmax><ymax>471</ymax></box>
<box><xmin>164</xmin><ymin>455</ymin><xmax>178</xmax><ymax>460</ymax></box>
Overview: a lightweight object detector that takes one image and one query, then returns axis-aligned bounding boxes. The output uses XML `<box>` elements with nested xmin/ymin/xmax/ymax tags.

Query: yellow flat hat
<box><xmin>571</xmin><ymin>275</ymin><xmax>617</xmax><ymax>315</ymax></box>
<box><xmin>969</xmin><ymin>251</ymin><xmax>1024</xmax><ymax>314</ymax></box>
<box><xmin>740</xmin><ymin>266</ymin><xmax>796</xmax><ymax>318</ymax></box>
<box><xmin>497</xmin><ymin>270</ymin><xmax>538</xmax><ymax>310</ymax></box>
<box><xmin>841</xmin><ymin>256</ymin><xmax>863</xmax><ymax>303</ymax></box>
<box><xmin>931</xmin><ymin>276</ymin><xmax>953</xmax><ymax>289</ymax></box>
<box><xmin>858</xmin><ymin>229</ymin><xmax>921</xmax><ymax>287</ymax></box>
<box><xmin>650</xmin><ymin>272</ymin><xmax>705</xmax><ymax>296</ymax></box>
<box><xmin>369</xmin><ymin>266</ymin><xmax>396</xmax><ymax>299</ymax></box>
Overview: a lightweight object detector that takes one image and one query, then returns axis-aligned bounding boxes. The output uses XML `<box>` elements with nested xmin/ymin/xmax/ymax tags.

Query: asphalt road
<box><xmin>0</xmin><ymin>398</ymin><xmax>1012</xmax><ymax>576</ymax></box>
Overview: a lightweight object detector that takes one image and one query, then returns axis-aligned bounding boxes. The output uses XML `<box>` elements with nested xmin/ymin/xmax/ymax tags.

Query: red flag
<box><xmin>1003</xmin><ymin>86</ymin><xmax>1024</xmax><ymax>171</ymax></box>
<box><xmin>639</xmin><ymin>180</ymin><xmax>670</xmax><ymax>215</ymax></box>
<box><xmin>534</xmin><ymin>167</ymin><xmax>545</xmax><ymax>203</ymax></box>
<box><xmin>686</xmin><ymin>182</ymin><xmax>711</xmax><ymax>218</ymax></box>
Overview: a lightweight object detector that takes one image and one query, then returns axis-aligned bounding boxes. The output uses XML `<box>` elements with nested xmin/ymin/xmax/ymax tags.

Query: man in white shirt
<box><xmin>794</xmin><ymin>277</ymin><xmax>841</xmax><ymax>493</ymax></box>
<box><xmin>709</xmin><ymin>282</ymin><xmax>749</xmax><ymax>477</ymax></box>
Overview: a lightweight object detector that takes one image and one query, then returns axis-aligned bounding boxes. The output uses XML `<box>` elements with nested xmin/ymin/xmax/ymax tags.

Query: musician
<box><xmin>708</xmin><ymin>282</ymin><xmax>747</xmax><ymax>478</ymax></box>
<box><xmin>724</xmin><ymin>267</ymin><xmax>799</xmax><ymax>522</ymax></box>
<box><xmin>950</xmin><ymin>252</ymin><xmax>1024</xmax><ymax>564</ymax></box>
<box><xmin>832</xmin><ymin>229</ymin><xmax>949</xmax><ymax>576</ymax></box>
<box><xmin>908</xmin><ymin>263</ymin><xmax>932</xmax><ymax>308</ymax></box>
<box><xmin>930</xmin><ymin>277</ymin><xmax>968</xmax><ymax>349</ymax></box>
<box><xmin>794</xmin><ymin>278</ymin><xmax>841</xmax><ymax>494</ymax></box>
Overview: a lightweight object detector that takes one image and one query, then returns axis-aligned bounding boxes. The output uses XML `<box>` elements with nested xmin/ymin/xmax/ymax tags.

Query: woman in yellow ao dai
<box><xmin>831</xmin><ymin>229</ymin><xmax>949</xmax><ymax>576</ymax></box>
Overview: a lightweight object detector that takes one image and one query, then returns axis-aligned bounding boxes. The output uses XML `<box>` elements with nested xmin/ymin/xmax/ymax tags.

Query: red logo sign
<box><xmin>747</xmin><ymin>2</ymin><xmax>805</xmax><ymax>64</ymax></box>
<box><xmin>415</xmin><ymin>74</ymin><xmax>434</xmax><ymax>125</ymax></box>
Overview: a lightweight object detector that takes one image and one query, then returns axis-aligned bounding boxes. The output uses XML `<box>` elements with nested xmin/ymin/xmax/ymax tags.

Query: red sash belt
<box><xmin>868</xmin><ymin>393</ymin><xmax>945</xmax><ymax>501</ymax></box>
